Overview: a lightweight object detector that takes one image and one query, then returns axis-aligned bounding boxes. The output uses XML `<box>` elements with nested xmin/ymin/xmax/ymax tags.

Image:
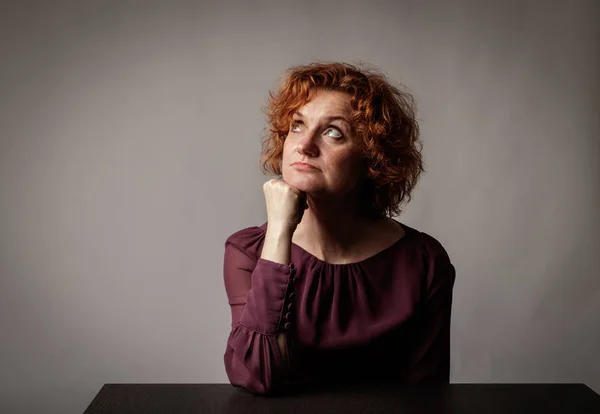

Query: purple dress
<box><xmin>223</xmin><ymin>220</ymin><xmax>456</xmax><ymax>394</ymax></box>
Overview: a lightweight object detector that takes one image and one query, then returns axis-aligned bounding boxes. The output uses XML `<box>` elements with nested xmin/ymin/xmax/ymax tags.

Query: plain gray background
<box><xmin>1</xmin><ymin>0</ymin><xmax>598</xmax><ymax>413</ymax></box>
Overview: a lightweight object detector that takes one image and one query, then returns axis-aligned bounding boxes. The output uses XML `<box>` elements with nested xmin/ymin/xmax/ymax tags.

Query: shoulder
<box><xmin>400</xmin><ymin>223</ymin><xmax>455</xmax><ymax>288</ymax></box>
<box><xmin>224</xmin><ymin>222</ymin><xmax>268</xmax><ymax>261</ymax></box>
<box><xmin>400</xmin><ymin>222</ymin><xmax>452</xmax><ymax>261</ymax></box>
<box><xmin>419</xmin><ymin>230</ymin><xmax>452</xmax><ymax>264</ymax></box>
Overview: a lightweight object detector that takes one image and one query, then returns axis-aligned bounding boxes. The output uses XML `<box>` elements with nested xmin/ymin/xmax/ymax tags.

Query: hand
<box><xmin>262</xmin><ymin>178</ymin><xmax>308</xmax><ymax>234</ymax></box>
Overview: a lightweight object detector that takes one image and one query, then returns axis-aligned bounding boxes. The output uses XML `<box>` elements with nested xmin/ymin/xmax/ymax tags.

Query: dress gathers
<box><xmin>223</xmin><ymin>220</ymin><xmax>456</xmax><ymax>394</ymax></box>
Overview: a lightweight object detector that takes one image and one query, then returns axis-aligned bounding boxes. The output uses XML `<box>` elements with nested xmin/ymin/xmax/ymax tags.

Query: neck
<box><xmin>293</xmin><ymin>192</ymin><xmax>376</xmax><ymax>259</ymax></box>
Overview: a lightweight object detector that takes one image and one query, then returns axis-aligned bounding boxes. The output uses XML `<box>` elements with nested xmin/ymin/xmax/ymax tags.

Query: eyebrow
<box><xmin>293</xmin><ymin>111</ymin><xmax>351</xmax><ymax>127</ymax></box>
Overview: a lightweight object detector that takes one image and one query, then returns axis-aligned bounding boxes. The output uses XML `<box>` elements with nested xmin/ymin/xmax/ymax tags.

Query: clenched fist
<box><xmin>263</xmin><ymin>178</ymin><xmax>308</xmax><ymax>234</ymax></box>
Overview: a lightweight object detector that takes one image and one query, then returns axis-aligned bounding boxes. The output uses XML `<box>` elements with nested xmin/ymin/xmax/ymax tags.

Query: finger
<box><xmin>286</xmin><ymin>183</ymin><xmax>304</xmax><ymax>198</ymax></box>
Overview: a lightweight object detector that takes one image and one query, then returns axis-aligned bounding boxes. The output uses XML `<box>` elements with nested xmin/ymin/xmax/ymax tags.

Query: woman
<box><xmin>223</xmin><ymin>62</ymin><xmax>456</xmax><ymax>395</ymax></box>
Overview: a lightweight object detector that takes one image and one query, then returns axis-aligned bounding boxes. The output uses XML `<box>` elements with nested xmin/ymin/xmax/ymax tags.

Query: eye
<box><xmin>290</xmin><ymin>121</ymin><xmax>303</xmax><ymax>132</ymax></box>
<box><xmin>325</xmin><ymin>127</ymin><xmax>343</xmax><ymax>139</ymax></box>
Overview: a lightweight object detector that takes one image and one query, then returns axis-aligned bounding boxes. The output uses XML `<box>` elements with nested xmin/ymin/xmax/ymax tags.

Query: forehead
<box><xmin>297</xmin><ymin>89</ymin><xmax>352</xmax><ymax>116</ymax></box>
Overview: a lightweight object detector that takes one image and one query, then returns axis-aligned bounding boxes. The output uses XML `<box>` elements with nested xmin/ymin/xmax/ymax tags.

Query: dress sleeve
<box><xmin>405</xmin><ymin>233</ymin><xmax>456</xmax><ymax>383</ymax></box>
<box><xmin>222</xmin><ymin>230</ymin><xmax>297</xmax><ymax>394</ymax></box>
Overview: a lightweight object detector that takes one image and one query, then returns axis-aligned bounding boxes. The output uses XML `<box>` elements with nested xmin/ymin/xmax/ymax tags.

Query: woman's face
<box><xmin>281</xmin><ymin>89</ymin><xmax>364</xmax><ymax>196</ymax></box>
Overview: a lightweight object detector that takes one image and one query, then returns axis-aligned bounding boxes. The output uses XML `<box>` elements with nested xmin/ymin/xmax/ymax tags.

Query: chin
<box><xmin>282</xmin><ymin>170</ymin><xmax>324</xmax><ymax>192</ymax></box>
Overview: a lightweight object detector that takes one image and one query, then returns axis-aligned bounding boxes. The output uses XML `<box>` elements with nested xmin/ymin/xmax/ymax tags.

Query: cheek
<box><xmin>282</xmin><ymin>136</ymin><xmax>293</xmax><ymax>158</ymax></box>
<box><xmin>280</xmin><ymin>138</ymin><xmax>294</xmax><ymax>174</ymax></box>
<box><xmin>329</xmin><ymin>151</ymin><xmax>358</xmax><ymax>172</ymax></box>
<box><xmin>328</xmin><ymin>154</ymin><xmax>363</xmax><ymax>184</ymax></box>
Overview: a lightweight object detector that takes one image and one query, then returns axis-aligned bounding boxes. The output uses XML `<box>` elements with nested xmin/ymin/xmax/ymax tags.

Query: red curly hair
<box><xmin>260</xmin><ymin>62</ymin><xmax>424</xmax><ymax>219</ymax></box>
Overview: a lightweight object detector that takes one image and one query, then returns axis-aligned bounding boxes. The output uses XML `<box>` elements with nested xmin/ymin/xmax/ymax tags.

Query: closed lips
<box><xmin>293</xmin><ymin>162</ymin><xmax>319</xmax><ymax>170</ymax></box>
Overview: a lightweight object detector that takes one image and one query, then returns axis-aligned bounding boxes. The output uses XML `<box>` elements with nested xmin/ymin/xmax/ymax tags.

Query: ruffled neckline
<box><xmin>290</xmin><ymin>219</ymin><xmax>415</xmax><ymax>267</ymax></box>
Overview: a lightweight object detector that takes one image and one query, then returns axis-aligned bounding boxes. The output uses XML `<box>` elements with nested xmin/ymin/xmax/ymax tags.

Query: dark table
<box><xmin>84</xmin><ymin>383</ymin><xmax>600</xmax><ymax>414</ymax></box>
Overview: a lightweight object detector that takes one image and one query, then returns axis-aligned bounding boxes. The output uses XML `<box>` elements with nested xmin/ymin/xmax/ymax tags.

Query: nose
<box><xmin>296</xmin><ymin>129</ymin><xmax>319</xmax><ymax>157</ymax></box>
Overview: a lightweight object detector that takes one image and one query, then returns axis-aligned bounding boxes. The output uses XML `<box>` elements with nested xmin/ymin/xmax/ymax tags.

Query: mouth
<box><xmin>291</xmin><ymin>162</ymin><xmax>320</xmax><ymax>171</ymax></box>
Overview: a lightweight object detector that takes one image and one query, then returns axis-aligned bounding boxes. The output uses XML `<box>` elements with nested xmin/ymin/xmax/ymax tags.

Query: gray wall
<box><xmin>1</xmin><ymin>0</ymin><xmax>598</xmax><ymax>413</ymax></box>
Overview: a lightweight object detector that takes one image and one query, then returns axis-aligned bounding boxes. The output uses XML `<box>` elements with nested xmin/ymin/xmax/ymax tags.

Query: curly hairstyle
<box><xmin>260</xmin><ymin>61</ymin><xmax>424</xmax><ymax>219</ymax></box>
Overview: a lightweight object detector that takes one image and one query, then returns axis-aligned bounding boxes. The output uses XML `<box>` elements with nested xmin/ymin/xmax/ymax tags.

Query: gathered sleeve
<box><xmin>222</xmin><ymin>227</ymin><xmax>297</xmax><ymax>394</ymax></box>
<box><xmin>404</xmin><ymin>232</ymin><xmax>457</xmax><ymax>383</ymax></box>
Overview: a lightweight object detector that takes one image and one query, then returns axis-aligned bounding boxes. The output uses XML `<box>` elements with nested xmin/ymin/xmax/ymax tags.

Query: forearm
<box><xmin>260</xmin><ymin>226</ymin><xmax>293</xmax><ymax>265</ymax></box>
<box><xmin>224</xmin><ymin>235</ymin><xmax>297</xmax><ymax>394</ymax></box>
<box><xmin>260</xmin><ymin>226</ymin><xmax>293</xmax><ymax>361</ymax></box>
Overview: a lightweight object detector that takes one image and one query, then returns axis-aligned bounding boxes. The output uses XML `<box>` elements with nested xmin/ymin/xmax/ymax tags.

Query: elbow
<box><xmin>224</xmin><ymin>349</ymin><xmax>277</xmax><ymax>395</ymax></box>
<box><xmin>227</xmin><ymin>376</ymin><xmax>274</xmax><ymax>395</ymax></box>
